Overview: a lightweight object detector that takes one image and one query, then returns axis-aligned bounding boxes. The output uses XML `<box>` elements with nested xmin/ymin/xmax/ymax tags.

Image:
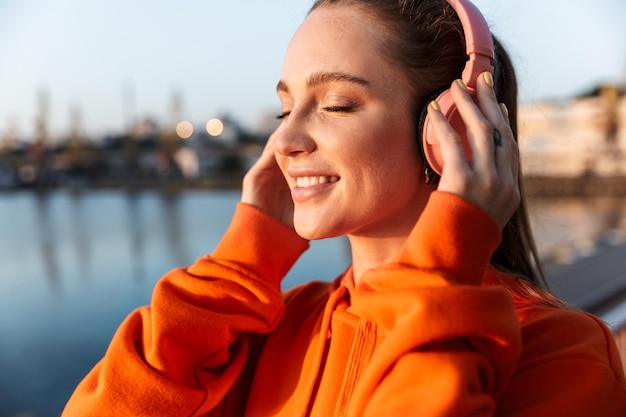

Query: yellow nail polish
<box><xmin>484</xmin><ymin>71</ymin><xmax>494</xmax><ymax>88</ymax></box>
<box><xmin>456</xmin><ymin>79</ymin><xmax>467</xmax><ymax>91</ymax></box>
<box><xmin>499</xmin><ymin>103</ymin><xmax>509</xmax><ymax>119</ymax></box>
<box><xmin>430</xmin><ymin>100</ymin><xmax>441</xmax><ymax>112</ymax></box>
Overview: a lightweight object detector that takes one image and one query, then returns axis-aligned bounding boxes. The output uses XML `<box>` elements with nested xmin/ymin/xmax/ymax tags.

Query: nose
<box><xmin>273</xmin><ymin>113</ymin><xmax>316</xmax><ymax>157</ymax></box>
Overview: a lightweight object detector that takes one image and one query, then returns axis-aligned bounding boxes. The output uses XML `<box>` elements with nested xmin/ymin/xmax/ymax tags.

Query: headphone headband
<box><xmin>446</xmin><ymin>0</ymin><xmax>494</xmax><ymax>89</ymax></box>
<box><xmin>420</xmin><ymin>0</ymin><xmax>495</xmax><ymax>177</ymax></box>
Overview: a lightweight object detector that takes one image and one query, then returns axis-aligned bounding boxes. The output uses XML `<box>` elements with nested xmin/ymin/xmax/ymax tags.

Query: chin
<box><xmin>294</xmin><ymin>220</ymin><xmax>340</xmax><ymax>241</ymax></box>
<box><xmin>294</xmin><ymin>226</ymin><xmax>324</xmax><ymax>241</ymax></box>
<box><xmin>293</xmin><ymin>204</ymin><xmax>348</xmax><ymax>240</ymax></box>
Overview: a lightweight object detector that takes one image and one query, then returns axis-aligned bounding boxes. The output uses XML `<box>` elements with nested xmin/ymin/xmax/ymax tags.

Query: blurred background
<box><xmin>1</xmin><ymin>0</ymin><xmax>626</xmax><ymax>416</ymax></box>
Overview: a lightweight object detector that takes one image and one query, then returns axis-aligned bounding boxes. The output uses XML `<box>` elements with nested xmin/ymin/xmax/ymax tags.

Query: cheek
<box><xmin>345</xmin><ymin>144</ymin><xmax>421</xmax><ymax>204</ymax></box>
<box><xmin>365</xmin><ymin>132</ymin><xmax>422</xmax><ymax>191</ymax></box>
<box><xmin>359</xmin><ymin>123</ymin><xmax>420</xmax><ymax>170</ymax></box>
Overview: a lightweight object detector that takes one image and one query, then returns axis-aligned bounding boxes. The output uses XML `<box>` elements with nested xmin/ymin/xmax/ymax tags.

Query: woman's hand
<box><xmin>241</xmin><ymin>132</ymin><xmax>295</xmax><ymax>229</ymax></box>
<box><xmin>428</xmin><ymin>72</ymin><xmax>520</xmax><ymax>230</ymax></box>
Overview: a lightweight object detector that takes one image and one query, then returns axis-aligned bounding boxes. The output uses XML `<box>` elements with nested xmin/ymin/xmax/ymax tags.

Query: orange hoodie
<box><xmin>62</xmin><ymin>191</ymin><xmax>626</xmax><ymax>416</ymax></box>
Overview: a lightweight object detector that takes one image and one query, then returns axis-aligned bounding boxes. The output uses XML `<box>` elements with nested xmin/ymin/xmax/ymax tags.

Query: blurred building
<box><xmin>519</xmin><ymin>84</ymin><xmax>626</xmax><ymax>178</ymax></box>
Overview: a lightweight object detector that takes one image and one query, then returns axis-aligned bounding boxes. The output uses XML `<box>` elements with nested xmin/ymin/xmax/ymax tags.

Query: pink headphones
<box><xmin>420</xmin><ymin>0</ymin><xmax>494</xmax><ymax>177</ymax></box>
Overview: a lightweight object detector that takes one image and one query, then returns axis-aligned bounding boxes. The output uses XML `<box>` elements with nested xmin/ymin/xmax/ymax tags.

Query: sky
<box><xmin>1</xmin><ymin>0</ymin><xmax>625</xmax><ymax>140</ymax></box>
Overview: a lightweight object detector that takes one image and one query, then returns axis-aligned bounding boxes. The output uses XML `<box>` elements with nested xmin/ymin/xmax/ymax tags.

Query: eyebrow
<box><xmin>276</xmin><ymin>71</ymin><xmax>370</xmax><ymax>93</ymax></box>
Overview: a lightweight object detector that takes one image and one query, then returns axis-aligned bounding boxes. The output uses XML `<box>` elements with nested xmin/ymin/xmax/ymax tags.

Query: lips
<box><xmin>295</xmin><ymin>176</ymin><xmax>340</xmax><ymax>188</ymax></box>
<box><xmin>288</xmin><ymin>172</ymin><xmax>340</xmax><ymax>203</ymax></box>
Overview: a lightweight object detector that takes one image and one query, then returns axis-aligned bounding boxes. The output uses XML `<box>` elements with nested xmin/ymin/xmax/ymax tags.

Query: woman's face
<box><xmin>273</xmin><ymin>5</ymin><xmax>428</xmax><ymax>241</ymax></box>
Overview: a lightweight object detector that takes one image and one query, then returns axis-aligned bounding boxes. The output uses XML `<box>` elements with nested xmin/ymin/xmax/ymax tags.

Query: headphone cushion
<box><xmin>421</xmin><ymin>89</ymin><xmax>472</xmax><ymax>175</ymax></box>
<box><xmin>416</xmin><ymin>89</ymin><xmax>447</xmax><ymax>160</ymax></box>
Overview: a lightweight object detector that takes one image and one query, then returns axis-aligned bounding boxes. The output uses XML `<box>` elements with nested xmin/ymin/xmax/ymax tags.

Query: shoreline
<box><xmin>524</xmin><ymin>176</ymin><xmax>626</xmax><ymax>197</ymax></box>
<box><xmin>3</xmin><ymin>174</ymin><xmax>626</xmax><ymax>198</ymax></box>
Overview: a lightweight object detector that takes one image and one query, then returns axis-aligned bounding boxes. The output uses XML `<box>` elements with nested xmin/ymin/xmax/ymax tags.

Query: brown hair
<box><xmin>310</xmin><ymin>0</ymin><xmax>548</xmax><ymax>288</ymax></box>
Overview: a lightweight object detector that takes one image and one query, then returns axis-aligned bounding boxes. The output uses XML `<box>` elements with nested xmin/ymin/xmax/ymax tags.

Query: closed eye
<box><xmin>323</xmin><ymin>106</ymin><xmax>354</xmax><ymax>113</ymax></box>
<box><xmin>276</xmin><ymin>105</ymin><xmax>356</xmax><ymax>120</ymax></box>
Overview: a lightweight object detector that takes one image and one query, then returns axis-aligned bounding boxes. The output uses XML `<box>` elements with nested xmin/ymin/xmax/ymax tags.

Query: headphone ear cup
<box><xmin>416</xmin><ymin>89</ymin><xmax>445</xmax><ymax>183</ymax></box>
<box><xmin>421</xmin><ymin>89</ymin><xmax>472</xmax><ymax>176</ymax></box>
<box><xmin>416</xmin><ymin>95</ymin><xmax>433</xmax><ymax>160</ymax></box>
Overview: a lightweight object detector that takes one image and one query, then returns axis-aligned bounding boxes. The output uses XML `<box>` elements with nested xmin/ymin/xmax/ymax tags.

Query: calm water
<box><xmin>1</xmin><ymin>189</ymin><xmax>625</xmax><ymax>417</ymax></box>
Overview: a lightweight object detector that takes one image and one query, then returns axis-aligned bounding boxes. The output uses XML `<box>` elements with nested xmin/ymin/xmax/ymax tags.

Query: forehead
<box><xmin>282</xmin><ymin>5</ymin><xmax>396</xmax><ymax>85</ymax></box>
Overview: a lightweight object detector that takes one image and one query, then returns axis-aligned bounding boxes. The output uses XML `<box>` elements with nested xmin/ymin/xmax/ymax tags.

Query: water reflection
<box><xmin>528</xmin><ymin>195</ymin><xmax>626</xmax><ymax>267</ymax></box>
<box><xmin>70</xmin><ymin>191</ymin><xmax>91</xmax><ymax>282</ymax></box>
<box><xmin>161</xmin><ymin>191</ymin><xmax>188</xmax><ymax>268</ymax></box>
<box><xmin>21</xmin><ymin>191</ymin><xmax>626</xmax><ymax>292</ymax></box>
<box><xmin>126</xmin><ymin>191</ymin><xmax>146</xmax><ymax>281</ymax></box>
<box><xmin>34</xmin><ymin>192</ymin><xmax>60</xmax><ymax>290</ymax></box>
<box><xmin>19</xmin><ymin>189</ymin><xmax>203</xmax><ymax>291</ymax></box>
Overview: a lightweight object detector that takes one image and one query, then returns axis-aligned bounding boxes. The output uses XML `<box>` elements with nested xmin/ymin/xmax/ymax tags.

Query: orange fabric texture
<box><xmin>62</xmin><ymin>191</ymin><xmax>626</xmax><ymax>416</ymax></box>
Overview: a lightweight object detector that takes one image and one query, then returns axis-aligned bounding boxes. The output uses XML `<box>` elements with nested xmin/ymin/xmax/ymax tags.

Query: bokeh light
<box><xmin>206</xmin><ymin>118</ymin><xmax>224</xmax><ymax>137</ymax></box>
<box><xmin>176</xmin><ymin>121</ymin><xmax>194</xmax><ymax>139</ymax></box>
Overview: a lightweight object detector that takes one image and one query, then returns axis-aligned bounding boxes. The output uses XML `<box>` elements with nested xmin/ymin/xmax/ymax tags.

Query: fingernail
<box><xmin>430</xmin><ymin>100</ymin><xmax>441</xmax><ymax>112</ymax></box>
<box><xmin>499</xmin><ymin>103</ymin><xmax>509</xmax><ymax>119</ymax></box>
<box><xmin>483</xmin><ymin>71</ymin><xmax>494</xmax><ymax>88</ymax></box>
<box><xmin>455</xmin><ymin>79</ymin><xmax>467</xmax><ymax>91</ymax></box>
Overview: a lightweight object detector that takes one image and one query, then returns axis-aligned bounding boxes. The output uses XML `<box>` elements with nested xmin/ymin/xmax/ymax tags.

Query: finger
<box><xmin>474</xmin><ymin>73</ymin><xmax>522</xmax><ymax>212</ymax></box>
<box><xmin>475</xmin><ymin>73</ymin><xmax>518</xmax><ymax>182</ymax></box>
<box><xmin>244</xmin><ymin>133</ymin><xmax>282</xmax><ymax>184</ymax></box>
<box><xmin>499</xmin><ymin>125</ymin><xmax>519</xmax><ymax>190</ymax></box>
<box><xmin>476</xmin><ymin>72</ymin><xmax>507</xmax><ymax>127</ymax></box>
<box><xmin>262</xmin><ymin>131</ymin><xmax>278</xmax><ymax>155</ymax></box>
<box><xmin>427</xmin><ymin>100</ymin><xmax>469</xmax><ymax>175</ymax></box>
<box><xmin>252</xmin><ymin>132</ymin><xmax>282</xmax><ymax>172</ymax></box>
<box><xmin>510</xmin><ymin>138</ymin><xmax>520</xmax><ymax>188</ymax></box>
<box><xmin>496</xmin><ymin>102</ymin><xmax>519</xmax><ymax>188</ymax></box>
<box><xmin>499</xmin><ymin>103</ymin><xmax>510</xmax><ymax>121</ymax></box>
<box><xmin>449</xmin><ymin>79</ymin><xmax>496</xmax><ymax>174</ymax></box>
<box><xmin>477</xmin><ymin>73</ymin><xmax>519</xmax><ymax>192</ymax></box>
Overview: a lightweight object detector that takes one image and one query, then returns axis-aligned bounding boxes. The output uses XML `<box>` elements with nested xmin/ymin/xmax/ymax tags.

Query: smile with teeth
<box><xmin>295</xmin><ymin>176</ymin><xmax>340</xmax><ymax>188</ymax></box>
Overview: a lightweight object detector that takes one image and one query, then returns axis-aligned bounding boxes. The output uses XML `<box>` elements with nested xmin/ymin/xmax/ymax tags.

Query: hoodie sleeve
<box><xmin>346</xmin><ymin>191</ymin><xmax>522</xmax><ymax>416</ymax></box>
<box><xmin>494</xmin><ymin>306</ymin><xmax>626</xmax><ymax>417</ymax></box>
<box><xmin>62</xmin><ymin>203</ymin><xmax>309</xmax><ymax>417</ymax></box>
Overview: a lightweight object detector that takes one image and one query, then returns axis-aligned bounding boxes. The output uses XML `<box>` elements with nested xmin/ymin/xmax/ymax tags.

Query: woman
<box><xmin>63</xmin><ymin>0</ymin><xmax>626</xmax><ymax>415</ymax></box>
